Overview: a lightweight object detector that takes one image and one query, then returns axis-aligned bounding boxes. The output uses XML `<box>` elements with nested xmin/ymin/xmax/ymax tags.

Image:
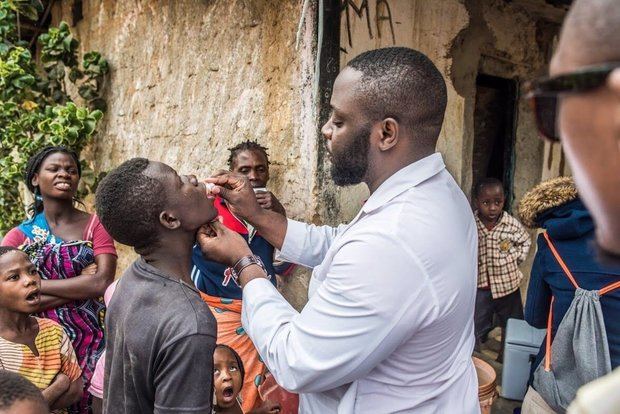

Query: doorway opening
<box><xmin>472</xmin><ymin>74</ymin><xmax>518</xmax><ymax>209</ymax></box>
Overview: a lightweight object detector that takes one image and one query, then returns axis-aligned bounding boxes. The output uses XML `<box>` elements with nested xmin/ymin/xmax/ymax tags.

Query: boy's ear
<box><xmin>159</xmin><ymin>210</ymin><xmax>181</xmax><ymax>230</ymax></box>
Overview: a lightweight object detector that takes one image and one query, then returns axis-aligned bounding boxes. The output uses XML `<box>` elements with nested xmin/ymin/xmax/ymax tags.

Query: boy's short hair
<box><xmin>0</xmin><ymin>370</ymin><xmax>46</xmax><ymax>410</ymax></box>
<box><xmin>227</xmin><ymin>140</ymin><xmax>270</xmax><ymax>169</ymax></box>
<box><xmin>215</xmin><ymin>344</ymin><xmax>245</xmax><ymax>385</ymax></box>
<box><xmin>474</xmin><ymin>178</ymin><xmax>504</xmax><ymax>199</ymax></box>
<box><xmin>95</xmin><ymin>158</ymin><xmax>166</xmax><ymax>253</ymax></box>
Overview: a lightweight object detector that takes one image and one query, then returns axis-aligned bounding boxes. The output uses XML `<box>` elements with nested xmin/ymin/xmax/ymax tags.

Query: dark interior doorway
<box><xmin>472</xmin><ymin>74</ymin><xmax>518</xmax><ymax>209</ymax></box>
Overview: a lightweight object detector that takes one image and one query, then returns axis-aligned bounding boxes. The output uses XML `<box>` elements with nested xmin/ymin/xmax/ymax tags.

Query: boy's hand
<box><xmin>52</xmin><ymin>373</ymin><xmax>70</xmax><ymax>389</ymax></box>
<box><xmin>256</xmin><ymin>191</ymin><xmax>285</xmax><ymax>215</ymax></box>
<box><xmin>197</xmin><ymin>221</ymin><xmax>252</xmax><ymax>267</ymax></box>
<box><xmin>42</xmin><ymin>373</ymin><xmax>70</xmax><ymax>405</ymax></box>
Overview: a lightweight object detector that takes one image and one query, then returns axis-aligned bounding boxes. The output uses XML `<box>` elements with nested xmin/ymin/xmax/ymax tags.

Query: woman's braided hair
<box><xmin>24</xmin><ymin>146</ymin><xmax>82</xmax><ymax>216</ymax></box>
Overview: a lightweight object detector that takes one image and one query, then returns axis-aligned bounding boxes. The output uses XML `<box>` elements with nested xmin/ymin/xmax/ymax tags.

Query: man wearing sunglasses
<box><xmin>525</xmin><ymin>0</ymin><xmax>620</xmax><ymax>260</ymax></box>
<box><xmin>523</xmin><ymin>1</ymin><xmax>620</xmax><ymax>412</ymax></box>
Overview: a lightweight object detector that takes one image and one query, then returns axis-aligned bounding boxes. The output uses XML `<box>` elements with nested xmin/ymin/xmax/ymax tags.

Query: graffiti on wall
<box><xmin>342</xmin><ymin>0</ymin><xmax>396</xmax><ymax>49</ymax></box>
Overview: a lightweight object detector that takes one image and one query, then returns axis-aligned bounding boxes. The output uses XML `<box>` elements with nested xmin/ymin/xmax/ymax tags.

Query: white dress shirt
<box><xmin>242</xmin><ymin>153</ymin><xmax>480</xmax><ymax>413</ymax></box>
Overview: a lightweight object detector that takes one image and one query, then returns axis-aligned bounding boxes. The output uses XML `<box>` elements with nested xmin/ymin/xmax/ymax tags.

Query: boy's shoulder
<box><xmin>34</xmin><ymin>316</ymin><xmax>63</xmax><ymax>334</ymax></box>
<box><xmin>110</xmin><ymin>259</ymin><xmax>216</xmax><ymax>339</ymax></box>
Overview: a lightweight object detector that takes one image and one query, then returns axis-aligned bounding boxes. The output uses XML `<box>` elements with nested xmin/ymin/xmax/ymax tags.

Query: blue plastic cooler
<box><xmin>500</xmin><ymin>318</ymin><xmax>546</xmax><ymax>400</ymax></box>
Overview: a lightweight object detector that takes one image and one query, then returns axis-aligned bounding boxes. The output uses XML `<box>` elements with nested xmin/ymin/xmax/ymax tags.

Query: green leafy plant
<box><xmin>0</xmin><ymin>1</ymin><xmax>108</xmax><ymax>234</ymax></box>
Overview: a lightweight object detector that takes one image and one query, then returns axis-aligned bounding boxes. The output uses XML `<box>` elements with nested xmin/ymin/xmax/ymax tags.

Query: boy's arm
<box><xmin>514</xmin><ymin>224</ymin><xmax>532</xmax><ymax>264</ymax></box>
<box><xmin>50</xmin><ymin>378</ymin><xmax>83</xmax><ymax>410</ymax></box>
<box><xmin>41</xmin><ymin>373</ymin><xmax>70</xmax><ymax>406</ymax></box>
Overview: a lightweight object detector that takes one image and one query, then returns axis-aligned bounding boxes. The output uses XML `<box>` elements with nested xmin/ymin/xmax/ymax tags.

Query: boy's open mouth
<box><xmin>222</xmin><ymin>386</ymin><xmax>235</xmax><ymax>401</ymax></box>
<box><xmin>25</xmin><ymin>289</ymin><xmax>40</xmax><ymax>304</ymax></box>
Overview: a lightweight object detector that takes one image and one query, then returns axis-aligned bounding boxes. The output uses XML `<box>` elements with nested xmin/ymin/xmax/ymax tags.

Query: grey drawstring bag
<box><xmin>532</xmin><ymin>233</ymin><xmax>620</xmax><ymax>413</ymax></box>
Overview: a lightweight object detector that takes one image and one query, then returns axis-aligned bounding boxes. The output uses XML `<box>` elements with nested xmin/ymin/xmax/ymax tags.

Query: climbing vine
<box><xmin>0</xmin><ymin>0</ymin><xmax>108</xmax><ymax>234</ymax></box>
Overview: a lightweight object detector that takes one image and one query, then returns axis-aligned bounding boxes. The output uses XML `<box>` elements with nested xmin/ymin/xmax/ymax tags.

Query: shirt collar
<box><xmin>362</xmin><ymin>153</ymin><xmax>446</xmax><ymax>214</ymax></box>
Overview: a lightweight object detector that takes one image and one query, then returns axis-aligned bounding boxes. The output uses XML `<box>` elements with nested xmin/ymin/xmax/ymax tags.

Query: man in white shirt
<box><xmin>199</xmin><ymin>47</ymin><xmax>479</xmax><ymax>413</ymax></box>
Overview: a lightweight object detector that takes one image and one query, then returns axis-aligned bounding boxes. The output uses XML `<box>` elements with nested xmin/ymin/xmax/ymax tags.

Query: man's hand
<box><xmin>256</xmin><ymin>191</ymin><xmax>286</xmax><ymax>216</ymax></box>
<box><xmin>197</xmin><ymin>221</ymin><xmax>252</xmax><ymax>267</ymax></box>
<box><xmin>206</xmin><ymin>172</ymin><xmax>263</xmax><ymax>222</ymax></box>
<box><xmin>249</xmin><ymin>400</ymin><xmax>281</xmax><ymax>414</ymax></box>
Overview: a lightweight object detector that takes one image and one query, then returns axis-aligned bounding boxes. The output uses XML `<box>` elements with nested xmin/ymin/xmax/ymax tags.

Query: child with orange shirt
<box><xmin>0</xmin><ymin>246</ymin><xmax>82</xmax><ymax>413</ymax></box>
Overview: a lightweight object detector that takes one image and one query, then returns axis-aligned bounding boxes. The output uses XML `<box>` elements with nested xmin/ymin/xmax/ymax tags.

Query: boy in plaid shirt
<box><xmin>473</xmin><ymin>178</ymin><xmax>531</xmax><ymax>360</ymax></box>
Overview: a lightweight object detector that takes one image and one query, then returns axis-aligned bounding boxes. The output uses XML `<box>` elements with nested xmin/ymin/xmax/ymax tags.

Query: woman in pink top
<box><xmin>2</xmin><ymin>146</ymin><xmax>117</xmax><ymax>414</ymax></box>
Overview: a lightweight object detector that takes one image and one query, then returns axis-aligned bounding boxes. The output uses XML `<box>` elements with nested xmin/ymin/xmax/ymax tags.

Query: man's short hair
<box><xmin>474</xmin><ymin>177</ymin><xmax>504</xmax><ymax>199</ymax></box>
<box><xmin>346</xmin><ymin>47</ymin><xmax>447</xmax><ymax>147</ymax></box>
<box><xmin>561</xmin><ymin>0</ymin><xmax>620</xmax><ymax>64</ymax></box>
<box><xmin>227</xmin><ymin>140</ymin><xmax>269</xmax><ymax>169</ymax></box>
<box><xmin>0</xmin><ymin>370</ymin><xmax>46</xmax><ymax>411</ymax></box>
<box><xmin>95</xmin><ymin>158</ymin><xmax>165</xmax><ymax>253</ymax></box>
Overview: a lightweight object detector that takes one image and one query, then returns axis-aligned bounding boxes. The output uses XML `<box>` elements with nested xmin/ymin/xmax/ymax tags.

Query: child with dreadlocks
<box><xmin>0</xmin><ymin>246</ymin><xmax>83</xmax><ymax>413</ymax></box>
<box><xmin>192</xmin><ymin>140</ymin><xmax>295</xmax><ymax>413</ymax></box>
<box><xmin>1</xmin><ymin>146</ymin><xmax>117</xmax><ymax>414</ymax></box>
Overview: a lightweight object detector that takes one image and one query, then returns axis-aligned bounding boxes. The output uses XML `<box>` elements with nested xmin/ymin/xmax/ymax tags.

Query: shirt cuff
<box><xmin>278</xmin><ymin>219</ymin><xmax>308</xmax><ymax>264</ymax></box>
<box><xmin>242</xmin><ymin>277</ymin><xmax>286</xmax><ymax>328</ymax></box>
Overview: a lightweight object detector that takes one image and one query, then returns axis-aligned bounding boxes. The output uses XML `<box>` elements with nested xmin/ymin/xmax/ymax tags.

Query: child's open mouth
<box><xmin>25</xmin><ymin>289</ymin><xmax>40</xmax><ymax>304</ymax></box>
<box><xmin>222</xmin><ymin>386</ymin><xmax>235</xmax><ymax>402</ymax></box>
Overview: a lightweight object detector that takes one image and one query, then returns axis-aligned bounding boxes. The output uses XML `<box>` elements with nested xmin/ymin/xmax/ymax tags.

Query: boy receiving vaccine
<box><xmin>0</xmin><ymin>247</ymin><xmax>83</xmax><ymax>413</ymax></box>
<box><xmin>473</xmin><ymin>178</ymin><xmax>531</xmax><ymax>360</ymax></box>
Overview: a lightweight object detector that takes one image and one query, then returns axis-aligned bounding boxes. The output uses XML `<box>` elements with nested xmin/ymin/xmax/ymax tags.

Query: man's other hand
<box><xmin>197</xmin><ymin>221</ymin><xmax>252</xmax><ymax>267</ymax></box>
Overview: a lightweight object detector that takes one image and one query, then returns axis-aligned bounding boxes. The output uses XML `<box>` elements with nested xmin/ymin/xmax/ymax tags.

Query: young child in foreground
<box><xmin>213</xmin><ymin>345</ymin><xmax>280</xmax><ymax>414</ymax></box>
<box><xmin>0</xmin><ymin>247</ymin><xmax>83</xmax><ymax>413</ymax></box>
<box><xmin>473</xmin><ymin>178</ymin><xmax>531</xmax><ymax>360</ymax></box>
<box><xmin>0</xmin><ymin>369</ymin><xmax>49</xmax><ymax>414</ymax></box>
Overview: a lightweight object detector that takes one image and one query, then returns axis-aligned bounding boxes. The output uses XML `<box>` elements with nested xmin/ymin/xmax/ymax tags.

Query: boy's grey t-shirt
<box><xmin>103</xmin><ymin>258</ymin><xmax>217</xmax><ymax>414</ymax></box>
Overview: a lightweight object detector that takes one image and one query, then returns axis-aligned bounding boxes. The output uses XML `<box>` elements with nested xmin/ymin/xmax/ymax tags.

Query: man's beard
<box><xmin>330</xmin><ymin>123</ymin><xmax>371</xmax><ymax>186</ymax></box>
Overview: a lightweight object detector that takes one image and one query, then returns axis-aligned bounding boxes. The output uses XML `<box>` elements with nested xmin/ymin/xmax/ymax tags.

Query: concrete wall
<box><xmin>52</xmin><ymin>0</ymin><xmax>319</xmax><ymax>310</ymax></box>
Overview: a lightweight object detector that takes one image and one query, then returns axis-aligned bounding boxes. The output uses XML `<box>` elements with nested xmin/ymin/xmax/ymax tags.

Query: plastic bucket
<box><xmin>473</xmin><ymin>356</ymin><xmax>498</xmax><ymax>414</ymax></box>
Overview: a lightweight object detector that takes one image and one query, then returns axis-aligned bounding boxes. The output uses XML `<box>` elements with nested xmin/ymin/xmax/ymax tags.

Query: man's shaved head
<box><xmin>346</xmin><ymin>47</ymin><xmax>447</xmax><ymax>151</ymax></box>
<box><xmin>554</xmin><ymin>0</ymin><xmax>620</xmax><ymax>70</ymax></box>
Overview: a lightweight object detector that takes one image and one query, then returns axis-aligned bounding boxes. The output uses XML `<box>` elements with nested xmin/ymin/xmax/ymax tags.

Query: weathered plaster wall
<box><xmin>51</xmin><ymin>0</ymin><xmax>567</xmax><ymax>309</ymax></box>
<box><xmin>52</xmin><ymin>0</ymin><xmax>318</xmax><ymax>310</ymax></box>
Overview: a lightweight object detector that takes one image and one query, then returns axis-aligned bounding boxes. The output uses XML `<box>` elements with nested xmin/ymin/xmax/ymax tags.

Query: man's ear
<box><xmin>159</xmin><ymin>210</ymin><xmax>181</xmax><ymax>230</ymax></box>
<box><xmin>378</xmin><ymin>118</ymin><xmax>399</xmax><ymax>152</ymax></box>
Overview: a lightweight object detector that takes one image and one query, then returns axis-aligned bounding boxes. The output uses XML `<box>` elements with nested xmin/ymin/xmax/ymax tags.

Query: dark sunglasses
<box><xmin>524</xmin><ymin>62</ymin><xmax>620</xmax><ymax>142</ymax></box>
